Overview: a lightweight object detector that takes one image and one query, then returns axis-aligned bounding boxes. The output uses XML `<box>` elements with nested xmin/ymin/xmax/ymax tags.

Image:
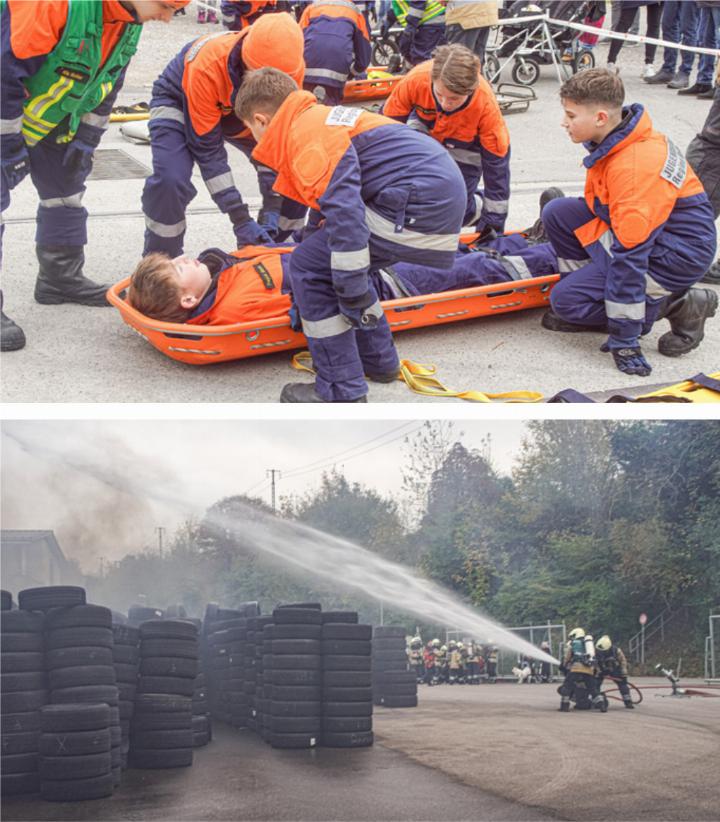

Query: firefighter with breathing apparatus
<box><xmin>559</xmin><ymin>627</ymin><xmax>607</xmax><ymax>713</ymax></box>
<box><xmin>595</xmin><ymin>635</ymin><xmax>635</xmax><ymax>709</ymax></box>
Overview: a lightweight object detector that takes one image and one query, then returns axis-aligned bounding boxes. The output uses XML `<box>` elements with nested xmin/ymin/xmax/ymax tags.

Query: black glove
<box><xmin>1</xmin><ymin>137</ymin><xmax>31</xmax><ymax>190</ymax></box>
<box><xmin>600</xmin><ymin>340</ymin><xmax>652</xmax><ymax>377</ymax></box>
<box><xmin>338</xmin><ymin>291</ymin><xmax>382</xmax><ymax>331</ymax></box>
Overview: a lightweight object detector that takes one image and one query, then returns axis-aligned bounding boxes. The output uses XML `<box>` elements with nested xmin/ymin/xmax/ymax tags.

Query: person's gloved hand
<box><xmin>338</xmin><ymin>291</ymin><xmax>381</xmax><ymax>331</ymax></box>
<box><xmin>398</xmin><ymin>27</ymin><xmax>416</xmax><ymax>57</ymax></box>
<box><xmin>288</xmin><ymin>303</ymin><xmax>302</xmax><ymax>332</ymax></box>
<box><xmin>62</xmin><ymin>137</ymin><xmax>96</xmax><ymax>176</ymax></box>
<box><xmin>473</xmin><ymin>223</ymin><xmax>498</xmax><ymax>245</ymax></box>
<box><xmin>233</xmin><ymin>218</ymin><xmax>273</xmax><ymax>247</ymax></box>
<box><xmin>1</xmin><ymin>136</ymin><xmax>31</xmax><ymax>190</ymax></box>
<box><xmin>600</xmin><ymin>339</ymin><xmax>652</xmax><ymax>376</ymax></box>
<box><xmin>258</xmin><ymin>210</ymin><xmax>281</xmax><ymax>240</ymax></box>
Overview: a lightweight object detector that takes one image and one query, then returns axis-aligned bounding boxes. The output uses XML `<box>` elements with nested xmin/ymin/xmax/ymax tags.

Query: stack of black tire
<box><xmin>247</xmin><ymin>615</ymin><xmax>273</xmax><ymax>737</ymax></box>
<box><xmin>268</xmin><ymin>605</ymin><xmax>324</xmax><ymax>749</ymax></box>
<box><xmin>131</xmin><ymin>619</ymin><xmax>198</xmax><ymax>769</ymax></box>
<box><xmin>38</xmin><ymin>704</ymin><xmax>114</xmax><ymax>801</ymax></box>
<box><xmin>43</xmin><ymin>600</ymin><xmax>122</xmax><ymax>787</ymax></box>
<box><xmin>372</xmin><ymin>626</ymin><xmax>417</xmax><ymax>708</ymax></box>
<box><xmin>1</xmin><ymin>596</ymin><xmax>46</xmax><ymax>798</ymax></box>
<box><xmin>127</xmin><ymin>604</ymin><xmax>163</xmax><ymax>626</ymax></box>
<box><xmin>321</xmin><ymin>611</ymin><xmax>374</xmax><ymax>748</ymax></box>
<box><xmin>111</xmin><ymin>623</ymin><xmax>140</xmax><ymax>768</ymax></box>
<box><xmin>213</xmin><ymin>615</ymin><xmax>249</xmax><ymax>729</ymax></box>
<box><xmin>191</xmin><ymin>670</ymin><xmax>211</xmax><ymax>747</ymax></box>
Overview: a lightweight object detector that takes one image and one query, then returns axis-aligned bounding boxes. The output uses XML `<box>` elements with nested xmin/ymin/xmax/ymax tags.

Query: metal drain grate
<box><xmin>88</xmin><ymin>149</ymin><xmax>150</xmax><ymax>181</ymax></box>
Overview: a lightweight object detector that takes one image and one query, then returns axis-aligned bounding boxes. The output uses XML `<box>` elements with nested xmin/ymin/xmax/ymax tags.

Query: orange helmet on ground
<box><xmin>243</xmin><ymin>12</ymin><xmax>305</xmax><ymax>86</ymax></box>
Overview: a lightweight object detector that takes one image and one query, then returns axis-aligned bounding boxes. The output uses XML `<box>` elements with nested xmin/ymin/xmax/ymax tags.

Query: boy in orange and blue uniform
<box><xmin>542</xmin><ymin>69</ymin><xmax>717</xmax><ymax>377</ymax></box>
<box><xmin>383</xmin><ymin>44</ymin><xmax>510</xmax><ymax>232</ymax></box>
<box><xmin>141</xmin><ymin>13</ymin><xmax>307</xmax><ymax>259</ymax></box>
<box><xmin>220</xmin><ymin>0</ymin><xmax>278</xmax><ymax>31</ymax></box>
<box><xmin>235</xmin><ymin>67</ymin><xmax>466</xmax><ymax>403</ymax></box>
<box><xmin>0</xmin><ymin>0</ymin><xmax>190</xmax><ymax>352</ymax></box>
<box><xmin>299</xmin><ymin>0</ymin><xmax>371</xmax><ymax>106</ymax></box>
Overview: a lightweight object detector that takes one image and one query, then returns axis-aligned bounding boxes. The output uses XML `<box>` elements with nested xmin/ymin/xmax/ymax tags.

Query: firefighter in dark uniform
<box><xmin>559</xmin><ymin>627</ymin><xmax>607</xmax><ymax>713</ymax></box>
<box><xmin>595</xmin><ymin>635</ymin><xmax>635</xmax><ymax>709</ymax></box>
<box><xmin>408</xmin><ymin>635</ymin><xmax>424</xmax><ymax>683</ymax></box>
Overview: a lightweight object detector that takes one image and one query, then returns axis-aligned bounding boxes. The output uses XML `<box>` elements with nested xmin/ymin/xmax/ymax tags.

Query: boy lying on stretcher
<box><xmin>126</xmin><ymin>231</ymin><xmax>558</xmax><ymax>327</ymax></box>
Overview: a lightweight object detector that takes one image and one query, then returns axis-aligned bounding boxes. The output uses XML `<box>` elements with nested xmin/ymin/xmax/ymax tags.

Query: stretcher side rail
<box><xmin>108</xmin><ymin>273</ymin><xmax>559</xmax><ymax>366</ymax></box>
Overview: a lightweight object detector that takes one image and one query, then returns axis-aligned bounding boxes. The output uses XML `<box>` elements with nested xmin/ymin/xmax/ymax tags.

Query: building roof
<box><xmin>0</xmin><ymin>529</ymin><xmax>68</xmax><ymax>566</ymax></box>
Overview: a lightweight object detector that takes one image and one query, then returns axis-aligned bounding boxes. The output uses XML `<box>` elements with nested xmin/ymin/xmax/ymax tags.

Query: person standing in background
<box><xmin>607</xmin><ymin>1</ymin><xmax>662</xmax><ymax>78</ymax></box>
<box><xmin>444</xmin><ymin>1</ymin><xmax>498</xmax><ymax>64</ymax></box>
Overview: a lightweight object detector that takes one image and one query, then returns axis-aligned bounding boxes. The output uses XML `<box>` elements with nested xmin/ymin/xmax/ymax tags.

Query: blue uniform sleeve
<box><xmin>317</xmin><ymin>145</ymin><xmax>371</xmax><ymax>300</ymax></box>
<box><xmin>405</xmin><ymin>0</ymin><xmax>426</xmax><ymax>31</ymax></box>
<box><xmin>604</xmin><ymin>233</ymin><xmax>654</xmax><ymax>343</ymax></box>
<box><xmin>479</xmin><ymin>143</ymin><xmax>510</xmax><ymax>232</ymax></box>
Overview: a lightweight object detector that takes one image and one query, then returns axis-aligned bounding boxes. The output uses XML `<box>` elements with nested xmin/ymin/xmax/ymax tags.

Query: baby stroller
<box><xmin>486</xmin><ymin>1</ymin><xmax>602</xmax><ymax>86</ymax></box>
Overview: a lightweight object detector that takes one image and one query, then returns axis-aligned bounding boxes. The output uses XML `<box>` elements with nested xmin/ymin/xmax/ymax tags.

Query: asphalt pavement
<box><xmin>1</xmin><ymin>16</ymin><xmax>718</xmax><ymax>402</ymax></box>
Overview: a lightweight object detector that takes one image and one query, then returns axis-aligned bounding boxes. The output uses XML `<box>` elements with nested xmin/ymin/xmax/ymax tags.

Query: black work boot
<box><xmin>541</xmin><ymin>309</ymin><xmax>605</xmax><ymax>333</ymax></box>
<box><xmin>280</xmin><ymin>383</ymin><xmax>368</xmax><ymax>403</ymax></box>
<box><xmin>366</xmin><ymin>368</ymin><xmax>401</xmax><ymax>383</ymax></box>
<box><xmin>624</xmin><ymin>699</ymin><xmax>635</xmax><ymax>709</ymax></box>
<box><xmin>1</xmin><ymin>300</ymin><xmax>26</xmax><ymax>352</ymax></box>
<box><xmin>524</xmin><ymin>187</ymin><xmax>565</xmax><ymax>243</ymax></box>
<box><xmin>34</xmin><ymin>245</ymin><xmax>111</xmax><ymax>306</ymax></box>
<box><xmin>657</xmin><ymin>288</ymin><xmax>718</xmax><ymax>357</ymax></box>
<box><xmin>701</xmin><ymin>260</ymin><xmax>720</xmax><ymax>285</ymax></box>
<box><xmin>558</xmin><ymin>701</ymin><xmax>570</xmax><ymax>712</ymax></box>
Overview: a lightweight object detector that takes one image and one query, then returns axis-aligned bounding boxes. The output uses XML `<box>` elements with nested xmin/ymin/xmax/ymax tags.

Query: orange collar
<box><xmin>252</xmin><ymin>90</ymin><xmax>317</xmax><ymax>170</ymax></box>
<box><xmin>103</xmin><ymin>1</ymin><xmax>137</xmax><ymax>24</ymax></box>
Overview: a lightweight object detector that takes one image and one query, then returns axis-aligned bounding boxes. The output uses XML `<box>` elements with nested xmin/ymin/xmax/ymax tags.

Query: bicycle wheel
<box><xmin>511</xmin><ymin>58</ymin><xmax>540</xmax><ymax>86</ymax></box>
<box><xmin>573</xmin><ymin>50</ymin><xmax>595</xmax><ymax>74</ymax></box>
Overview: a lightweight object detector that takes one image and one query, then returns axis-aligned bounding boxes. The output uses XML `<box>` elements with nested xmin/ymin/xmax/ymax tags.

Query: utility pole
<box><xmin>156</xmin><ymin>526</ymin><xmax>166</xmax><ymax>556</ymax></box>
<box><xmin>266</xmin><ymin>469</ymin><xmax>281</xmax><ymax>512</ymax></box>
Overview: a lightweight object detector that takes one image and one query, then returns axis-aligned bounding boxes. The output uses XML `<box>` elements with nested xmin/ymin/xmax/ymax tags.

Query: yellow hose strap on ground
<box><xmin>109</xmin><ymin>112</ymin><xmax>150</xmax><ymax>122</ymax></box>
<box><xmin>291</xmin><ymin>351</ymin><xmax>544</xmax><ymax>403</ymax></box>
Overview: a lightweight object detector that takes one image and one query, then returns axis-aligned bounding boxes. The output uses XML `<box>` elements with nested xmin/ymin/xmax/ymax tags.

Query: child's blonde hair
<box><xmin>127</xmin><ymin>253</ymin><xmax>189</xmax><ymax>323</ymax></box>
<box><xmin>431</xmin><ymin>44</ymin><xmax>481</xmax><ymax>96</ymax></box>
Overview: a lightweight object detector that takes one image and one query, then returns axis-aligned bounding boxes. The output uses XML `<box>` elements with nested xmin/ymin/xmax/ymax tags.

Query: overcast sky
<box><xmin>1</xmin><ymin>419</ymin><xmax>528</xmax><ymax>572</ymax></box>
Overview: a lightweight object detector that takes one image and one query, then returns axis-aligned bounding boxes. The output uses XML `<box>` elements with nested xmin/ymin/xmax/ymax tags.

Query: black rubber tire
<box><xmin>49</xmin><ymin>665</ymin><xmax>117</xmax><ymax>690</ymax></box>
<box><xmin>271</xmin><ymin>654</ymin><xmax>321</xmax><ymax>671</ymax></box>
<box><xmin>372</xmin><ymin>649</ymin><xmax>407</xmax><ymax>662</ymax></box>
<box><xmin>321</xmin><ymin>611</ymin><xmax>358</xmax><ymax>624</ymax></box>
<box><xmin>271</xmin><ymin>686</ymin><xmax>322</xmax><ymax>702</ymax></box>
<box><xmin>373</xmin><ymin>626</ymin><xmax>405</xmax><ymax>638</ymax></box>
<box><xmin>18</xmin><ymin>586</ymin><xmax>86</xmax><ymax>612</ymax></box>
<box><xmin>117</xmin><ymin>683</ymin><xmax>137</xmax><ymax>702</ymax></box>
<box><xmin>322</xmin><ymin>624</ymin><xmax>371</xmax><ymax>641</ymax></box>
<box><xmin>372</xmin><ymin>637</ymin><xmax>407</xmax><ymax>651</ymax></box>
<box><xmin>41</xmin><ymin>703</ymin><xmax>110</xmax><ymax>733</ymax></box>
<box><xmin>139</xmin><ymin>620</ymin><xmax>197</xmax><ymax>640</ymax></box>
<box><xmin>1</xmin><ymin>730</ymin><xmax>40</xmax><ymax>754</ymax></box>
<box><xmin>375</xmin><ymin>683</ymin><xmax>417</xmax><ymax>696</ymax></box>
<box><xmin>271</xmin><ymin>639</ymin><xmax>321</xmax><ymax>655</ymax></box>
<box><xmin>112</xmin><ymin>624</ymin><xmax>139</xmax><ymax>645</ymax></box>
<box><xmin>45</xmin><ymin>627</ymin><xmax>113</xmax><ymax>650</ymax></box>
<box><xmin>131</xmin><ymin>747</ymin><xmax>192</xmax><ymax>769</ymax></box>
<box><xmin>45</xmin><ymin>605</ymin><xmax>111</xmax><ymax>630</ymax></box>
<box><xmin>39</xmin><ymin>728</ymin><xmax>110</xmax><ymax>756</ymax></box>
<box><xmin>511</xmin><ymin>57</ymin><xmax>540</xmax><ymax>86</ymax></box>
<box><xmin>131</xmin><ymin>713</ymin><xmax>192</xmax><ymax>732</ymax></box>
<box><xmin>130</xmin><ymin>729</ymin><xmax>193</xmax><ymax>750</ymax></box>
<box><xmin>216</xmin><ymin>607</ymin><xmax>247</xmax><ymax>620</ymax></box>
<box><xmin>270</xmin><ymin>700</ymin><xmax>321</xmax><ymax>717</ymax></box>
<box><xmin>1</xmin><ymin>590</ymin><xmax>13</xmax><ymax>611</ymax></box>
<box><xmin>39</xmin><ymin>751</ymin><xmax>111</xmax><ymax>781</ymax></box>
<box><xmin>1</xmin><ymin>632</ymin><xmax>43</xmax><ymax>652</ymax></box>
<box><xmin>3</xmin><ymin>712</ymin><xmax>41</xmax><ymax>733</ymax></box>
<box><xmin>1</xmin><ymin>771</ymin><xmax>40</xmax><ymax>796</ymax></box>
<box><xmin>323</xmin><ymin>671</ymin><xmax>372</xmax><ymax>687</ymax></box>
<box><xmin>113</xmin><ymin>662</ymin><xmax>138</xmax><ymax>683</ymax></box>
<box><xmin>1</xmin><ymin>611</ymin><xmax>44</xmax><ymax>632</ymax></box>
<box><xmin>112</xmin><ymin>645</ymin><xmax>139</xmax><ymax>665</ymax></box>
<box><xmin>323</xmin><ymin>686</ymin><xmax>373</xmax><ymax>702</ymax></box>
<box><xmin>40</xmin><ymin>772</ymin><xmax>113</xmax><ymax>801</ymax></box>
<box><xmin>322</xmin><ymin>640</ymin><xmax>371</xmax><ymax>656</ymax></box>
<box><xmin>1</xmin><ymin>690</ymin><xmax>47</xmax><ymax>713</ymax></box>
<box><xmin>270</xmin><ymin>732</ymin><xmax>319</xmax><ymax>749</ymax></box>
<box><xmin>209</xmin><ymin>618</ymin><xmax>247</xmax><ymax>633</ymax></box>
<box><xmin>46</xmin><ymin>646</ymin><xmax>113</xmax><ymax>670</ymax></box>
<box><xmin>139</xmin><ymin>657</ymin><xmax>198</xmax><ymax>678</ymax></box>
<box><xmin>322</xmin><ymin>716</ymin><xmax>372</xmax><ymax>733</ymax></box>
<box><xmin>127</xmin><ymin>605</ymin><xmax>163</xmax><ymax>625</ymax></box>
<box><xmin>137</xmin><ymin>676</ymin><xmax>195</xmax><ymax>697</ymax></box>
<box><xmin>323</xmin><ymin>655</ymin><xmax>372</xmax><ymax>672</ymax></box>
<box><xmin>374</xmin><ymin>670</ymin><xmax>416</xmax><ymax>683</ymax></box>
<box><xmin>323</xmin><ymin>730</ymin><xmax>373</xmax><ymax>748</ymax></box>
<box><xmin>140</xmin><ymin>638</ymin><xmax>198</xmax><ymax>660</ymax></box>
<box><xmin>270</xmin><ymin>625</ymin><xmax>322</xmax><ymax>640</ymax></box>
<box><xmin>2</xmin><ymin>752</ymin><xmax>39</xmax><ymax>774</ymax></box>
<box><xmin>323</xmin><ymin>701</ymin><xmax>373</xmax><ymax>717</ymax></box>
<box><xmin>192</xmin><ymin>732</ymin><xmax>210</xmax><ymax>747</ymax></box>
<box><xmin>134</xmin><ymin>694</ymin><xmax>192</xmax><ymax>714</ymax></box>
<box><xmin>272</xmin><ymin>609</ymin><xmax>322</xmax><ymax>626</ymax></box>
<box><xmin>377</xmin><ymin>695</ymin><xmax>418</xmax><ymax>708</ymax></box>
<box><xmin>50</xmin><ymin>685</ymin><xmax>119</xmax><ymax>706</ymax></box>
<box><xmin>275</xmin><ymin>602</ymin><xmax>322</xmax><ymax>611</ymax></box>
<box><xmin>268</xmin><ymin>716</ymin><xmax>321</xmax><ymax>733</ymax></box>
<box><xmin>1</xmin><ymin>652</ymin><xmax>45</xmax><ymax>673</ymax></box>
<box><xmin>270</xmin><ymin>669</ymin><xmax>322</xmax><ymax>686</ymax></box>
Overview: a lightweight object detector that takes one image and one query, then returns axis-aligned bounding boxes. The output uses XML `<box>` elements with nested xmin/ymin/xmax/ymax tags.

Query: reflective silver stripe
<box><xmin>39</xmin><ymin>193</ymin><xmax>84</xmax><ymax>208</ymax></box>
<box><xmin>504</xmin><ymin>255</ymin><xmax>532</xmax><ymax>280</ymax></box>
<box><xmin>254</xmin><ymin>164</ymin><xmax>275</xmax><ymax>175</ymax></box>
<box><xmin>205</xmin><ymin>171</ymin><xmax>235</xmax><ymax>195</ymax></box>
<box><xmin>313</xmin><ymin>0</ymin><xmax>359</xmax><ymax>10</ymax></box>
<box><xmin>557</xmin><ymin>257</ymin><xmax>586</xmax><ymax>273</ymax></box>
<box><xmin>483</xmin><ymin>198</ymin><xmax>509</xmax><ymax>214</ymax></box>
<box><xmin>364</xmin><ymin>299</ymin><xmax>383</xmax><ymax>320</ymax></box>
<box><xmin>278</xmin><ymin>215</ymin><xmax>306</xmax><ymax>231</ymax></box>
<box><xmin>406</xmin><ymin>6</ymin><xmax>424</xmax><ymax>17</ymax></box>
<box><xmin>365</xmin><ymin>207</ymin><xmax>459</xmax><ymax>252</ymax></box>
<box><xmin>331</xmin><ymin>247</ymin><xmax>370</xmax><ymax>271</ymax></box>
<box><xmin>645</xmin><ymin>273</ymin><xmax>672</xmax><ymax>299</ymax></box>
<box><xmin>598</xmin><ymin>229</ymin><xmax>614</xmax><ymax>258</ymax></box>
<box><xmin>149</xmin><ymin>106</ymin><xmax>185</xmax><ymax>125</ymax></box>
<box><xmin>80</xmin><ymin>112</ymin><xmax>109</xmax><ymax>130</ymax></box>
<box><xmin>447</xmin><ymin>146</ymin><xmax>483</xmax><ymax>168</ymax></box>
<box><xmin>144</xmin><ymin>214</ymin><xmax>186</xmax><ymax>238</ymax></box>
<box><xmin>306</xmin><ymin>67</ymin><xmax>349</xmax><ymax>82</ymax></box>
<box><xmin>407</xmin><ymin>118</ymin><xmax>430</xmax><ymax>133</ymax></box>
<box><xmin>0</xmin><ymin>116</ymin><xmax>23</xmax><ymax>135</ymax></box>
<box><xmin>302</xmin><ymin>313</ymin><xmax>352</xmax><ymax>339</ymax></box>
<box><xmin>471</xmin><ymin>192</ymin><xmax>483</xmax><ymax>223</ymax></box>
<box><xmin>605</xmin><ymin>300</ymin><xmax>646</xmax><ymax>321</ymax></box>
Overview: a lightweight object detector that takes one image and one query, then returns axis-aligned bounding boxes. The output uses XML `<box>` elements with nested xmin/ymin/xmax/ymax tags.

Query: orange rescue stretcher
<box><xmin>343</xmin><ymin>70</ymin><xmax>403</xmax><ymax>102</ymax></box>
<box><xmin>108</xmin><ymin>255</ymin><xmax>559</xmax><ymax>366</ymax></box>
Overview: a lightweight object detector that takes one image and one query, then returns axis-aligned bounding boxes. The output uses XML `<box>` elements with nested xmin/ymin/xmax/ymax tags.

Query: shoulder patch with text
<box><xmin>325</xmin><ymin>106</ymin><xmax>363</xmax><ymax>127</ymax></box>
